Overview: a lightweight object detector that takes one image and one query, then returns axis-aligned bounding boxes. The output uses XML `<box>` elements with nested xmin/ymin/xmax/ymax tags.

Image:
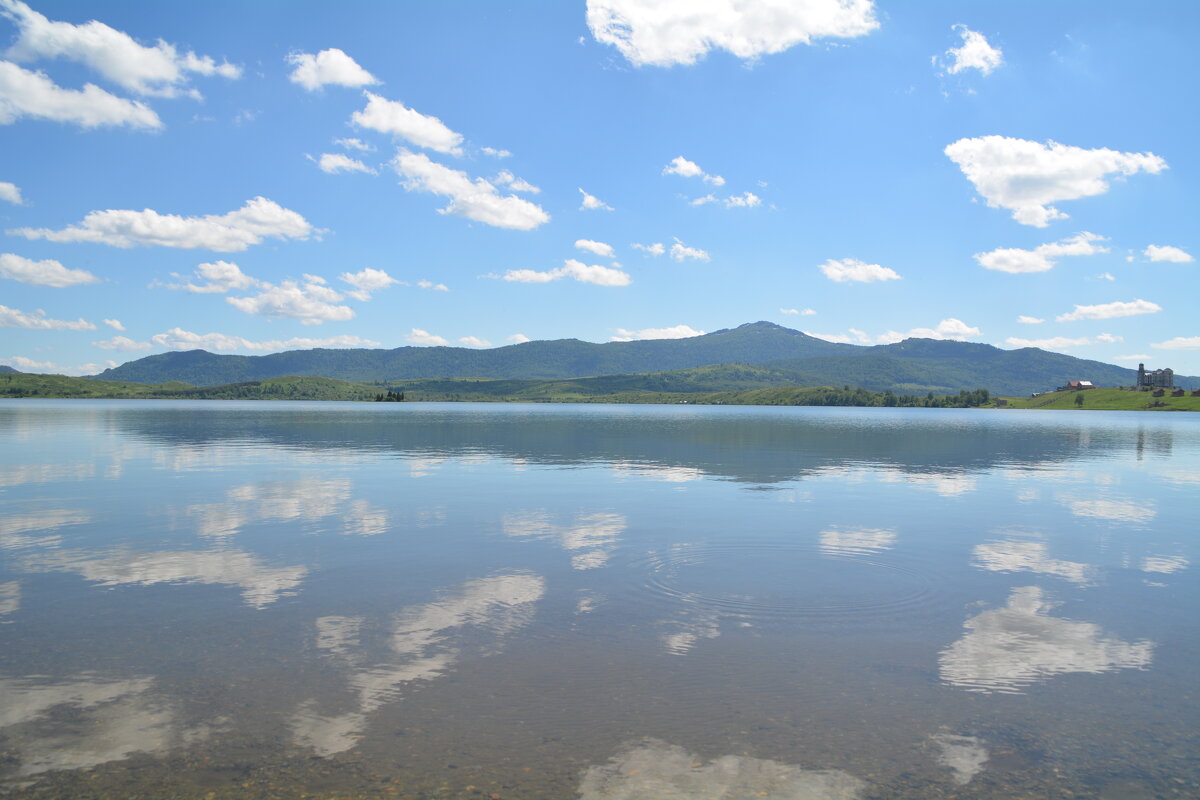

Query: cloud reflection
<box><xmin>972</xmin><ymin>538</ymin><xmax>1093</xmax><ymax>584</ymax></box>
<box><xmin>819</xmin><ymin>527</ymin><xmax>896</xmax><ymax>557</ymax></box>
<box><xmin>0</xmin><ymin>581</ymin><xmax>19</xmax><ymax>620</ymax></box>
<box><xmin>930</xmin><ymin>733</ymin><xmax>988</xmax><ymax>785</ymax></box>
<box><xmin>503</xmin><ymin>511</ymin><xmax>626</xmax><ymax>570</ymax></box>
<box><xmin>939</xmin><ymin>586</ymin><xmax>1153</xmax><ymax>694</ymax></box>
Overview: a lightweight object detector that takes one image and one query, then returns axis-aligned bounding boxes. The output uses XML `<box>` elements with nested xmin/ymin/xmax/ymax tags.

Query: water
<box><xmin>0</xmin><ymin>400</ymin><xmax>1196</xmax><ymax>799</ymax></box>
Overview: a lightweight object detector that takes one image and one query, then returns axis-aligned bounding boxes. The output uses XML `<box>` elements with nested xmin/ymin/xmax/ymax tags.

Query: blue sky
<box><xmin>1</xmin><ymin>0</ymin><xmax>1197</xmax><ymax>376</ymax></box>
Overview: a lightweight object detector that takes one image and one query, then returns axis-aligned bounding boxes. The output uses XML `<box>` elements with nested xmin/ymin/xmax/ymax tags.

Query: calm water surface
<box><xmin>0</xmin><ymin>401</ymin><xmax>1197</xmax><ymax>799</ymax></box>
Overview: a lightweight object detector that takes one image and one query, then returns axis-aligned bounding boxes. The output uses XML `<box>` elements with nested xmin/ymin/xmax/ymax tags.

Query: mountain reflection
<box><xmin>938</xmin><ymin>586</ymin><xmax>1154</xmax><ymax>693</ymax></box>
<box><xmin>107</xmin><ymin>404</ymin><xmax>1184</xmax><ymax>486</ymax></box>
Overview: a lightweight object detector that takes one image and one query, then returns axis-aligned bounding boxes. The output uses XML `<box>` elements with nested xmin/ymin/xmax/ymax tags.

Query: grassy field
<box><xmin>997</xmin><ymin>387</ymin><xmax>1200</xmax><ymax>411</ymax></box>
<box><xmin>0</xmin><ymin>373</ymin><xmax>379</xmax><ymax>401</ymax></box>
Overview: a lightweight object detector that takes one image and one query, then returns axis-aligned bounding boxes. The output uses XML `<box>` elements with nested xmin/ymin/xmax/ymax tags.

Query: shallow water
<box><xmin>0</xmin><ymin>400</ymin><xmax>1196</xmax><ymax>798</ymax></box>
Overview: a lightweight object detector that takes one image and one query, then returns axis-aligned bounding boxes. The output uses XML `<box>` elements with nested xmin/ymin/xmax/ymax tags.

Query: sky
<box><xmin>0</xmin><ymin>0</ymin><xmax>1197</xmax><ymax>376</ymax></box>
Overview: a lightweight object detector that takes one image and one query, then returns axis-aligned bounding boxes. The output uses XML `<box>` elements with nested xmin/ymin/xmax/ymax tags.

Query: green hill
<box><xmin>1001</xmin><ymin>387</ymin><xmax>1200</xmax><ymax>411</ymax></box>
<box><xmin>0</xmin><ymin>373</ymin><xmax>378</xmax><ymax>401</ymax></box>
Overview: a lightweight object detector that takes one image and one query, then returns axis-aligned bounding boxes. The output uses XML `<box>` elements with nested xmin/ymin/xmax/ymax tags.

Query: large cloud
<box><xmin>1151</xmin><ymin>336</ymin><xmax>1200</xmax><ymax>351</ymax></box>
<box><xmin>586</xmin><ymin>0</ymin><xmax>879</xmax><ymax>67</ymax></box>
<box><xmin>1055</xmin><ymin>298</ymin><xmax>1161</xmax><ymax>322</ymax></box>
<box><xmin>287</xmin><ymin>49</ymin><xmax>377</xmax><ymax>91</ymax></box>
<box><xmin>501</xmin><ymin>259</ymin><xmax>630</xmax><ymax>287</ymax></box>
<box><xmin>0</xmin><ymin>304</ymin><xmax>95</xmax><ymax>330</ymax></box>
<box><xmin>819</xmin><ymin>257</ymin><xmax>899</xmax><ymax>283</ymax></box>
<box><xmin>150</xmin><ymin>328</ymin><xmax>379</xmax><ymax>352</ymax></box>
<box><xmin>1</xmin><ymin>0</ymin><xmax>240</xmax><ymax>97</ymax></box>
<box><xmin>338</xmin><ymin>267</ymin><xmax>398</xmax><ymax>300</ymax></box>
<box><xmin>225</xmin><ymin>278</ymin><xmax>354</xmax><ymax>325</ymax></box>
<box><xmin>945</xmin><ymin>136</ymin><xmax>1167</xmax><ymax>227</ymax></box>
<box><xmin>0</xmin><ymin>253</ymin><xmax>98</xmax><ymax>287</ymax></box>
<box><xmin>878</xmin><ymin>318</ymin><xmax>980</xmax><ymax>343</ymax></box>
<box><xmin>974</xmin><ymin>232</ymin><xmax>1108</xmax><ymax>274</ymax></box>
<box><xmin>353</xmin><ymin>92</ymin><xmax>463</xmax><ymax>155</ymax></box>
<box><xmin>392</xmin><ymin>150</ymin><xmax>549</xmax><ymax>230</ymax></box>
<box><xmin>0</xmin><ymin>181</ymin><xmax>21</xmax><ymax>204</ymax></box>
<box><xmin>610</xmin><ymin>324</ymin><xmax>704</xmax><ymax>341</ymax></box>
<box><xmin>11</xmin><ymin>197</ymin><xmax>315</xmax><ymax>252</ymax></box>
<box><xmin>0</xmin><ymin>60</ymin><xmax>161</xmax><ymax>129</ymax></box>
<box><xmin>163</xmin><ymin>260</ymin><xmax>261</xmax><ymax>293</ymax></box>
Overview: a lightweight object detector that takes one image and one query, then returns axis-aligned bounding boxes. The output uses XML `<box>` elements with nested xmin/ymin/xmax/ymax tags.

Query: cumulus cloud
<box><xmin>392</xmin><ymin>150</ymin><xmax>549</xmax><ymax>231</ymax></box>
<box><xmin>724</xmin><ymin>191</ymin><xmax>761</xmax><ymax>208</ymax></box>
<box><xmin>807</xmin><ymin>328</ymin><xmax>872</xmax><ymax>345</ymax></box>
<box><xmin>1017</xmin><ymin>315</ymin><xmax>1044</xmax><ymax>324</ymax></box>
<box><xmin>780</xmin><ymin>308</ymin><xmax>816</xmax><ymax>316</ymax></box>
<box><xmin>91</xmin><ymin>335</ymin><xmax>150</xmax><ymax>351</ymax></box>
<box><xmin>458</xmin><ymin>336</ymin><xmax>491</xmax><ymax>348</ymax></box>
<box><xmin>663</xmin><ymin>156</ymin><xmax>724</xmax><ymax>186</ymax></box>
<box><xmin>611</xmin><ymin>324</ymin><xmax>704</xmax><ymax>341</ymax></box>
<box><xmin>670</xmin><ymin>237</ymin><xmax>709</xmax><ymax>262</ymax></box>
<box><xmin>0</xmin><ymin>60</ymin><xmax>161</xmax><ymax>129</ymax></box>
<box><xmin>481</xmin><ymin>146</ymin><xmax>511</xmax><ymax>158</ymax></box>
<box><xmin>416</xmin><ymin>279</ymin><xmax>448</xmax><ymax>291</ymax></box>
<box><xmin>1</xmin><ymin>0</ymin><xmax>240</xmax><ymax>96</ymax></box>
<box><xmin>352</xmin><ymin>92</ymin><xmax>462</xmax><ymax>155</ymax></box>
<box><xmin>164</xmin><ymin>260</ymin><xmax>261</xmax><ymax>293</ymax></box>
<box><xmin>1151</xmin><ymin>336</ymin><xmax>1200</xmax><ymax>350</ymax></box>
<box><xmin>0</xmin><ymin>180</ymin><xmax>21</xmax><ymax>204</ymax></box>
<box><xmin>632</xmin><ymin>242</ymin><xmax>665</xmax><ymax>256</ymax></box>
<box><xmin>339</xmin><ymin>267</ymin><xmax>398</xmax><ymax>300</ymax></box>
<box><xmin>0</xmin><ymin>304</ymin><xmax>95</xmax><ymax>330</ymax></box>
<box><xmin>1144</xmin><ymin>244</ymin><xmax>1193</xmax><ymax>263</ymax></box>
<box><xmin>1056</xmin><ymin>298</ymin><xmax>1161</xmax><ymax>322</ymax></box>
<box><xmin>819</xmin><ymin>257</ymin><xmax>899</xmax><ymax>283</ymax></box>
<box><xmin>939</xmin><ymin>25</ymin><xmax>1003</xmax><ymax>76</ymax></box>
<box><xmin>150</xmin><ymin>328</ymin><xmax>380</xmax><ymax>352</ymax></box>
<box><xmin>287</xmin><ymin>48</ymin><xmax>377</xmax><ymax>91</ymax></box>
<box><xmin>1006</xmin><ymin>335</ymin><xmax>1111</xmax><ymax>350</ymax></box>
<box><xmin>579</xmin><ymin>188</ymin><xmax>612</xmax><ymax>211</ymax></box>
<box><xmin>11</xmin><ymin>197</ymin><xmax>315</xmax><ymax>252</ymax></box>
<box><xmin>226</xmin><ymin>279</ymin><xmax>354</xmax><ymax>325</ymax></box>
<box><xmin>945</xmin><ymin>136</ymin><xmax>1167</xmax><ymax>227</ymax></box>
<box><xmin>0</xmin><ymin>252</ymin><xmax>98</xmax><ymax>287</ymax></box>
<box><xmin>103</xmin><ymin>318</ymin><xmax>124</xmax><ymax>330</ymax></box>
<box><xmin>493</xmin><ymin>170</ymin><xmax>539</xmax><ymax>193</ymax></box>
<box><xmin>878</xmin><ymin>318</ymin><xmax>980</xmax><ymax>344</ymax></box>
<box><xmin>974</xmin><ymin>232</ymin><xmax>1108</xmax><ymax>274</ymax></box>
<box><xmin>334</xmin><ymin>137</ymin><xmax>373</xmax><ymax>152</ymax></box>
<box><xmin>406</xmin><ymin>328</ymin><xmax>448</xmax><ymax>346</ymax></box>
<box><xmin>575</xmin><ymin>239</ymin><xmax>615</xmax><ymax>258</ymax></box>
<box><xmin>314</xmin><ymin>152</ymin><xmax>375</xmax><ymax>175</ymax></box>
<box><xmin>506</xmin><ymin>333</ymin><xmax>530</xmax><ymax>344</ymax></box>
<box><xmin>500</xmin><ymin>259</ymin><xmax>631</xmax><ymax>287</ymax></box>
<box><xmin>586</xmin><ymin>0</ymin><xmax>879</xmax><ymax>67</ymax></box>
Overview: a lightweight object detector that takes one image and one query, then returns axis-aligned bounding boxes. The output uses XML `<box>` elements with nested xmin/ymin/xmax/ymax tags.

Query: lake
<box><xmin>1</xmin><ymin>400</ymin><xmax>1196</xmax><ymax>799</ymax></box>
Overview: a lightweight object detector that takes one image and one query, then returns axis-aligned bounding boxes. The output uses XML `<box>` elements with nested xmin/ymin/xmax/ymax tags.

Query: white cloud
<box><xmin>458</xmin><ymin>336</ymin><xmax>491</xmax><ymax>348</ymax></box>
<box><xmin>632</xmin><ymin>242</ymin><xmax>665</xmax><ymax>256</ymax></box>
<box><xmin>150</xmin><ymin>328</ymin><xmax>379</xmax><ymax>352</ymax></box>
<box><xmin>103</xmin><ymin>318</ymin><xmax>124</xmax><ymax>330</ymax></box>
<box><xmin>939</xmin><ymin>25</ymin><xmax>1003</xmax><ymax>76</ymax></box>
<box><xmin>1096</xmin><ymin>272</ymin><xmax>1115</xmax><ymax>281</ymax></box>
<box><xmin>1144</xmin><ymin>244</ymin><xmax>1193</xmax><ymax>263</ymax></box>
<box><xmin>1096</xmin><ymin>333</ymin><xmax>1123</xmax><ymax>343</ymax></box>
<box><xmin>164</xmin><ymin>260</ymin><xmax>261</xmax><ymax>293</ymax></box>
<box><xmin>11</xmin><ymin>197</ymin><xmax>315</xmax><ymax>252</ymax></box>
<box><xmin>819</xmin><ymin>257</ymin><xmax>899</xmax><ymax>283</ymax></box>
<box><xmin>0</xmin><ymin>180</ymin><xmax>21</xmax><ymax>204</ymax></box>
<box><xmin>1056</xmin><ymin>298</ymin><xmax>1161</xmax><ymax>322</ymax></box>
<box><xmin>334</xmin><ymin>137</ymin><xmax>373</xmax><ymax>152</ymax></box>
<box><xmin>0</xmin><ymin>60</ymin><xmax>161</xmax><ymax>129</ymax></box>
<box><xmin>481</xmin><ymin>146</ymin><xmax>511</xmax><ymax>158</ymax></box>
<box><xmin>670</xmin><ymin>237</ymin><xmax>709</xmax><ymax>262</ymax></box>
<box><xmin>493</xmin><ymin>170</ymin><xmax>539</xmax><ymax>193</ymax></box>
<box><xmin>807</xmin><ymin>328</ymin><xmax>872</xmax><ymax>345</ymax></box>
<box><xmin>1005</xmin><ymin>336</ymin><xmax>1095</xmax><ymax>350</ymax></box>
<box><xmin>1151</xmin><ymin>337</ymin><xmax>1200</xmax><ymax>350</ymax></box>
<box><xmin>586</xmin><ymin>0</ymin><xmax>879</xmax><ymax>67</ymax></box>
<box><xmin>406</xmin><ymin>328</ymin><xmax>448</xmax><ymax>346</ymax></box>
<box><xmin>91</xmin><ymin>335</ymin><xmax>150</xmax><ymax>351</ymax></box>
<box><xmin>1</xmin><ymin>0</ymin><xmax>240</xmax><ymax>96</ymax></box>
<box><xmin>339</xmin><ymin>267</ymin><xmax>398</xmax><ymax>300</ymax></box>
<box><xmin>1113</xmin><ymin>354</ymin><xmax>1150</xmax><ymax>361</ymax></box>
<box><xmin>611</xmin><ymin>324</ymin><xmax>705</xmax><ymax>342</ymax></box>
<box><xmin>878</xmin><ymin>318</ymin><xmax>980</xmax><ymax>344</ymax></box>
<box><xmin>724</xmin><ymin>191</ymin><xmax>760</xmax><ymax>208</ymax></box>
<box><xmin>945</xmin><ymin>136</ymin><xmax>1167</xmax><ymax>227</ymax></box>
<box><xmin>974</xmin><ymin>232</ymin><xmax>1108</xmax><ymax>274</ymax></box>
<box><xmin>287</xmin><ymin>49</ymin><xmax>377</xmax><ymax>91</ymax></box>
<box><xmin>416</xmin><ymin>279</ymin><xmax>448</xmax><ymax>291</ymax></box>
<box><xmin>575</xmin><ymin>239</ymin><xmax>615</xmax><ymax>258</ymax></box>
<box><xmin>663</xmin><ymin>156</ymin><xmax>724</xmax><ymax>186</ymax></box>
<box><xmin>506</xmin><ymin>333</ymin><xmax>530</xmax><ymax>344</ymax></box>
<box><xmin>1017</xmin><ymin>315</ymin><xmax>1044</xmax><ymax>324</ymax></box>
<box><xmin>226</xmin><ymin>280</ymin><xmax>353</xmax><ymax>325</ymax></box>
<box><xmin>501</xmin><ymin>259</ymin><xmax>631</xmax><ymax>287</ymax></box>
<box><xmin>780</xmin><ymin>308</ymin><xmax>816</xmax><ymax>316</ymax></box>
<box><xmin>352</xmin><ymin>92</ymin><xmax>462</xmax><ymax>155</ymax></box>
<box><xmin>579</xmin><ymin>188</ymin><xmax>612</xmax><ymax>211</ymax></box>
<box><xmin>0</xmin><ymin>304</ymin><xmax>95</xmax><ymax>330</ymax></box>
<box><xmin>392</xmin><ymin>150</ymin><xmax>550</xmax><ymax>230</ymax></box>
<box><xmin>0</xmin><ymin>252</ymin><xmax>98</xmax><ymax>287</ymax></box>
<box><xmin>689</xmin><ymin>193</ymin><xmax>716</xmax><ymax>206</ymax></box>
<box><xmin>315</xmin><ymin>152</ymin><xmax>375</xmax><ymax>175</ymax></box>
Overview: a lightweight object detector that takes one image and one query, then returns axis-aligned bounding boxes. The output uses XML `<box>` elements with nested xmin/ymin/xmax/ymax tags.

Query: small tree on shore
<box><xmin>1074</xmin><ymin>393</ymin><xmax>1084</xmax><ymax>408</ymax></box>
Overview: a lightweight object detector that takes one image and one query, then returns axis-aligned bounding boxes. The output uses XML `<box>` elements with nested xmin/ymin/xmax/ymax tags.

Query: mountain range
<box><xmin>92</xmin><ymin>322</ymin><xmax>1196</xmax><ymax>397</ymax></box>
